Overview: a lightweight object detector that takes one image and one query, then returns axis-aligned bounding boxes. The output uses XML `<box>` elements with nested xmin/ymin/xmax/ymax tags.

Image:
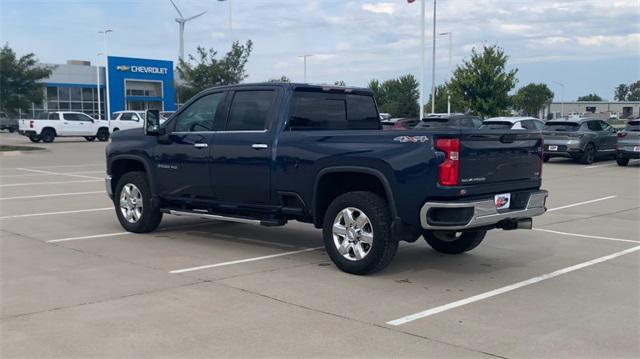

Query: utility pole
<box><xmin>440</xmin><ymin>31</ymin><xmax>452</xmax><ymax>115</ymax></box>
<box><xmin>552</xmin><ymin>81</ymin><xmax>565</xmax><ymax>119</ymax></box>
<box><xmin>419</xmin><ymin>0</ymin><xmax>425</xmax><ymax>120</ymax></box>
<box><xmin>96</xmin><ymin>53</ymin><xmax>103</xmax><ymax>121</ymax></box>
<box><xmin>299</xmin><ymin>54</ymin><xmax>313</xmax><ymax>83</ymax></box>
<box><xmin>99</xmin><ymin>29</ymin><xmax>112</xmax><ymax>122</ymax></box>
<box><xmin>431</xmin><ymin>0</ymin><xmax>436</xmax><ymax>114</ymax></box>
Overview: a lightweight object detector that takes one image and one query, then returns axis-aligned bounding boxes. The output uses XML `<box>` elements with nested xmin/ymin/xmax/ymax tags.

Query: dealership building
<box><xmin>548</xmin><ymin>101</ymin><xmax>640</xmax><ymax>119</ymax></box>
<box><xmin>27</xmin><ymin>56</ymin><xmax>175</xmax><ymax>119</ymax></box>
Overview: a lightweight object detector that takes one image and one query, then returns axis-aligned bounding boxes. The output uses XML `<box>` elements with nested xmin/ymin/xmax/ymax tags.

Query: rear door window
<box><xmin>120</xmin><ymin>113</ymin><xmax>133</xmax><ymax>121</ymax></box>
<box><xmin>226</xmin><ymin>90</ymin><xmax>275</xmax><ymax>131</ymax></box>
<box><xmin>288</xmin><ymin>90</ymin><xmax>379</xmax><ymax>130</ymax></box>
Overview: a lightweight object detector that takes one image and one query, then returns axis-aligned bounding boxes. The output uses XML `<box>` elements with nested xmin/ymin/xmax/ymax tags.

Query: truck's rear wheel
<box><xmin>423</xmin><ymin>230</ymin><xmax>486</xmax><ymax>254</ymax></box>
<box><xmin>114</xmin><ymin>171</ymin><xmax>162</xmax><ymax>233</ymax></box>
<box><xmin>28</xmin><ymin>135</ymin><xmax>41</xmax><ymax>143</ymax></box>
<box><xmin>84</xmin><ymin>136</ymin><xmax>96</xmax><ymax>141</ymax></box>
<box><xmin>322</xmin><ymin>191</ymin><xmax>398</xmax><ymax>275</ymax></box>
<box><xmin>41</xmin><ymin>128</ymin><xmax>55</xmax><ymax>143</ymax></box>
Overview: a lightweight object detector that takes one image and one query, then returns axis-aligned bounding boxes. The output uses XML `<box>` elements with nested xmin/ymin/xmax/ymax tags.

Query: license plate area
<box><xmin>494</xmin><ymin>193</ymin><xmax>511</xmax><ymax>210</ymax></box>
<box><xmin>634</xmin><ymin>146</ymin><xmax>640</xmax><ymax>152</ymax></box>
<box><xmin>548</xmin><ymin>145</ymin><xmax>558</xmax><ymax>151</ymax></box>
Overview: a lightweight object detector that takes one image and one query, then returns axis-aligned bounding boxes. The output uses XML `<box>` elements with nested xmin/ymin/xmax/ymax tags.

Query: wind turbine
<box><xmin>170</xmin><ymin>0</ymin><xmax>206</xmax><ymax>61</ymax></box>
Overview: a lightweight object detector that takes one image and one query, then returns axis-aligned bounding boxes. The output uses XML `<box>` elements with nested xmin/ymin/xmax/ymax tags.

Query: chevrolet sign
<box><xmin>116</xmin><ymin>65</ymin><xmax>168</xmax><ymax>75</ymax></box>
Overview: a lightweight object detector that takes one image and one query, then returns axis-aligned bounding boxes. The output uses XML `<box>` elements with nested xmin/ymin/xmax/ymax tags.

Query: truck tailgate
<box><xmin>457</xmin><ymin>130</ymin><xmax>542</xmax><ymax>185</ymax></box>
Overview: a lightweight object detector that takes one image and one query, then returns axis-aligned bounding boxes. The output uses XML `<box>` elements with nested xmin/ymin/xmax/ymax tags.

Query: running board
<box><xmin>167</xmin><ymin>209</ymin><xmax>284</xmax><ymax>226</ymax></box>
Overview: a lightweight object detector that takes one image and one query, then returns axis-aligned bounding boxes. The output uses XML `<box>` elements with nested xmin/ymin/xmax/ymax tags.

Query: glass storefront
<box><xmin>44</xmin><ymin>86</ymin><xmax>105</xmax><ymax>119</ymax></box>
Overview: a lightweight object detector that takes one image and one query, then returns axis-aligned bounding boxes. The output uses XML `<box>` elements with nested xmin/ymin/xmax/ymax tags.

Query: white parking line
<box><xmin>547</xmin><ymin>195</ymin><xmax>616</xmax><ymax>212</ymax></box>
<box><xmin>0</xmin><ymin>179</ymin><xmax>102</xmax><ymax>187</ymax></box>
<box><xmin>387</xmin><ymin>245</ymin><xmax>640</xmax><ymax>326</ymax></box>
<box><xmin>534</xmin><ymin>228</ymin><xmax>640</xmax><ymax>244</ymax></box>
<box><xmin>17</xmin><ymin>168</ymin><xmax>102</xmax><ymax>180</ymax></box>
<box><xmin>48</xmin><ymin>232</ymin><xmax>129</xmax><ymax>243</ymax></box>
<box><xmin>584</xmin><ymin>162</ymin><xmax>617</xmax><ymax>169</ymax></box>
<box><xmin>2</xmin><ymin>163</ymin><xmax>103</xmax><ymax>170</ymax></box>
<box><xmin>0</xmin><ymin>207</ymin><xmax>112</xmax><ymax>219</ymax></box>
<box><xmin>0</xmin><ymin>191</ymin><xmax>104</xmax><ymax>201</ymax></box>
<box><xmin>169</xmin><ymin>246</ymin><xmax>324</xmax><ymax>274</ymax></box>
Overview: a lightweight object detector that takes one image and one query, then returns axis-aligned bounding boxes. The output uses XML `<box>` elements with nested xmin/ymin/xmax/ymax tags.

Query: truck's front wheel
<box><xmin>322</xmin><ymin>191</ymin><xmax>398</xmax><ymax>275</ymax></box>
<box><xmin>114</xmin><ymin>171</ymin><xmax>162</xmax><ymax>233</ymax></box>
<box><xmin>423</xmin><ymin>230</ymin><xmax>486</xmax><ymax>254</ymax></box>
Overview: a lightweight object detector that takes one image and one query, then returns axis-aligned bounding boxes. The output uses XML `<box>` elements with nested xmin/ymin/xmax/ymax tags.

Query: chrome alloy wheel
<box><xmin>119</xmin><ymin>183</ymin><xmax>143</xmax><ymax>223</ymax></box>
<box><xmin>332</xmin><ymin>207</ymin><xmax>374</xmax><ymax>261</ymax></box>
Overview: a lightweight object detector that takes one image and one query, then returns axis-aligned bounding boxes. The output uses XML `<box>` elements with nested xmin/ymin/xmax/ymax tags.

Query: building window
<box><xmin>47</xmin><ymin>87</ymin><xmax>58</xmax><ymax>101</ymax></box>
<box><xmin>82</xmin><ymin>88</ymin><xmax>94</xmax><ymax>101</ymax></box>
<box><xmin>585</xmin><ymin>106</ymin><xmax>596</xmax><ymax>113</ymax></box>
<box><xmin>58</xmin><ymin>87</ymin><xmax>70</xmax><ymax>102</ymax></box>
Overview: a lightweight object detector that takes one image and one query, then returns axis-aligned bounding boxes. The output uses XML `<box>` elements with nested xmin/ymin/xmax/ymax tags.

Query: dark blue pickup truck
<box><xmin>105</xmin><ymin>83</ymin><xmax>548</xmax><ymax>274</ymax></box>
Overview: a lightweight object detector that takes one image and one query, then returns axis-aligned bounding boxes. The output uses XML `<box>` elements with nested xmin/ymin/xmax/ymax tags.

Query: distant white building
<box><xmin>547</xmin><ymin>101</ymin><xmax>640</xmax><ymax>120</ymax></box>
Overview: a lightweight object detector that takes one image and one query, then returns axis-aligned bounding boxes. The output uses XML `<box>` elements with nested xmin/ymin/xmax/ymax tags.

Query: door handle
<box><xmin>193</xmin><ymin>143</ymin><xmax>208</xmax><ymax>148</ymax></box>
<box><xmin>251</xmin><ymin>143</ymin><xmax>268</xmax><ymax>149</ymax></box>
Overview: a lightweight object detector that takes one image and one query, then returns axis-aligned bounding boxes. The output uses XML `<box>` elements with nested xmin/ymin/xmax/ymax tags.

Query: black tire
<box><xmin>96</xmin><ymin>128</ymin><xmax>109</xmax><ymax>141</ymax></box>
<box><xmin>322</xmin><ymin>191</ymin><xmax>398</xmax><ymax>275</ymax></box>
<box><xmin>112</xmin><ymin>128</ymin><xmax>119</xmax><ymax>132</ymax></box>
<box><xmin>114</xmin><ymin>171</ymin><xmax>162</xmax><ymax>233</ymax></box>
<box><xmin>543</xmin><ymin>155</ymin><xmax>550</xmax><ymax>163</ymax></box>
<box><xmin>84</xmin><ymin>136</ymin><xmax>96</xmax><ymax>141</ymax></box>
<box><xmin>41</xmin><ymin>128</ymin><xmax>55</xmax><ymax>143</ymax></box>
<box><xmin>423</xmin><ymin>230</ymin><xmax>486</xmax><ymax>255</ymax></box>
<box><xmin>579</xmin><ymin>143</ymin><xmax>596</xmax><ymax>164</ymax></box>
<box><xmin>9</xmin><ymin>127</ymin><xmax>16</xmax><ymax>133</ymax></box>
<box><xmin>617</xmin><ymin>157</ymin><xmax>629</xmax><ymax>166</ymax></box>
<box><xmin>28</xmin><ymin>135</ymin><xmax>42</xmax><ymax>143</ymax></box>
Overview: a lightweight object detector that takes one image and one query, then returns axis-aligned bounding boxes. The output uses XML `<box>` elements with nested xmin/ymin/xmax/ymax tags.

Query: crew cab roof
<box><xmin>199</xmin><ymin>82</ymin><xmax>373</xmax><ymax>96</ymax></box>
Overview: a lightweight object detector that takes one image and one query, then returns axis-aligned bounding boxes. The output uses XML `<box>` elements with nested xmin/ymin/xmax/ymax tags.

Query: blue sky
<box><xmin>1</xmin><ymin>0</ymin><xmax>638</xmax><ymax>101</ymax></box>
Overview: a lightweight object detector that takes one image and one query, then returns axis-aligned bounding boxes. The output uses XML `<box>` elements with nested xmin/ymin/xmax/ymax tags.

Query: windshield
<box><xmin>481</xmin><ymin>121</ymin><xmax>512</xmax><ymax>130</ymax></box>
<box><xmin>625</xmin><ymin>120</ymin><xmax>640</xmax><ymax>132</ymax></box>
<box><xmin>544</xmin><ymin>122</ymin><xmax>580</xmax><ymax>131</ymax></box>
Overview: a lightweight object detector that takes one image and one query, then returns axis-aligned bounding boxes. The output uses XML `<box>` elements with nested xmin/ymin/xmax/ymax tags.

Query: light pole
<box><xmin>552</xmin><ymin>81</ymin><xmax>565</xmax><ymax>119</ymax></box>
<box><xmin>439</xmin><ymin>31</ymin><xmax>452</xmax><ymax>115</ymax></box>
<box><xmin>431</xmin><ymin>0</ymin><xmax>437</xmax><ymax>115</ymax></box>
<box><xmin>217</xmin><ymin>0</ymin><xmax>232</xmax><ymax>39</ymax></box>
<box><xmin>299</xmin><ymin>54</ymin><xmax>313</xmax><ymax>83</ymax></box>
<box><xmin>419</xmin><ymin>0</ymin><xmax>425</xmax><ymax>120</ymax></box>
<box><xmin>96</xmin><ymin>53</ymin><xmax>103</xmax><ymax>121</ymax></box>
<box><xmin>99</xmin><ymin>29</ymin><xmax>113</xmax><ymax>122</ymax></box>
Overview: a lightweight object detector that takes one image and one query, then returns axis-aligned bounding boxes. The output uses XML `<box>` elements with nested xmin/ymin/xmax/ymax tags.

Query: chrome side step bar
<box><xmin>169</xmin><ymin>210</ymin><xmax>261</xmax><ymax>225</ymax></box>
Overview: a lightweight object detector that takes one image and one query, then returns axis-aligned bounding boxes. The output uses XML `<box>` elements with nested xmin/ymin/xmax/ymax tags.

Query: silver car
<box><xmin>616</xmin><ymin>119</ymin><xmax>640</xmax><ymax>166</ymax></box>
<box><xmin>543</xmin><ymin>118</ymin><xmax>617</xmax><ymax>164</ymax></box>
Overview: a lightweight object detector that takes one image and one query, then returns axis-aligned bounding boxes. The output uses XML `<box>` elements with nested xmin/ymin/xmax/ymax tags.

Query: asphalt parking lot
<box><xmin>1</xmin><ymin>132</ymin><xmax>638</xmax><ymax>358</ymax></box>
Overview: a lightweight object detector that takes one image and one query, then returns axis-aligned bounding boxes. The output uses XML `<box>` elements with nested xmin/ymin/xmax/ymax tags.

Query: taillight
<box><xmin>436</xmin><ymin>138</ymin><xmax>459</xmax><ymax>186</ymax></box>
<box><xmin>29</xmin><ymin>120</ymin><xmax>34</xmax><ymax>128</ymax></box>
<box><xmin>617</xmin><ymin>132</ymin><xmax>627</xmax><ymax>138</ymax></box>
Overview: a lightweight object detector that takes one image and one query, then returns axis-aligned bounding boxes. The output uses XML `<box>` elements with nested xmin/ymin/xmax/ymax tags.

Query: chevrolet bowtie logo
<box><xmin>116</xmin><ymin>65</ymin><xmax>130</xmax><ymax>71</ymax></box>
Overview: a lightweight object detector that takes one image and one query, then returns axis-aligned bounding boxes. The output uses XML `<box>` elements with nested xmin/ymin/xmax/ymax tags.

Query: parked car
<box><xmin>382</xmin><ymin>118</ymin><xmax>420</xmax><ymax>130</ymax></box>
<box><xmin>106</xmin><ymin>83</ymin><xmax>547</xmax><ymax>275</ymax></box>
<box><xmin>18</xmin><ymin>111</ymin><xmax>110</xmax><ymax>143</ymax></box>
<box><xmin>616</xmin><ymin>119</ymin><xmax>640</xmax><ymax>166</ymax></box>
<box><xmin>0</xmin><ymin>111</ymin><xmax>18</xmax><ymax>132</ymax></box>
<box><xmin>110</xmin><ymin>111</ymin><xmax>146</xmax><ymax>132</ymax></box>
<box><xmin>415</xmin><ymin>114</ymin><xmax>483</xmax><ymax>129</ymax></box>
<box><xmin>542</xmin><ymin>118</ymin><xmax>617</xmax><ymax>164</ymax></box>
<box><xmin>482</xmin><ymin>117</ymin><xmax>544</xmax><ymax>131</ymax></box>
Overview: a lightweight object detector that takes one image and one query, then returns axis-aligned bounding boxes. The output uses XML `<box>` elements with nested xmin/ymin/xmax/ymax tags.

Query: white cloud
<box><xmin>361</xmin><ymin>2</ymin><xmax>397</xmax><ymax>15</ymax></box>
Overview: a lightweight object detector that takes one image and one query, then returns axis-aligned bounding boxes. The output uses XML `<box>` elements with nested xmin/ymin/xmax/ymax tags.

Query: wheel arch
<box><xmin>312</xmin><ymin>166</ymin><xmax>397</xmax><ymax>228</ymax></box>
<box><xmin>109</xmin><ymin>155</ymin><xmax>156</xmax><ymax>198</ymax></box>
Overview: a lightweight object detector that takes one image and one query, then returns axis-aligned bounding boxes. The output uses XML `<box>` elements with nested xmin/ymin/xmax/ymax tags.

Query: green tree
<box><xmin>513</xmin><ymin>83</ymin><xmax>554</xmax><ymax>117</ymax></box>
<box><xmin>268</xmin><ymin>75</ymin><xmax>290</xmax><ymax>83</ymax></box>
<box><xmin>425</xmin><ymin>83</ymin><xmax>465</xmax><ymax>114</ymax></box>
<box><xmin>627</xmin><ymin>81</ymin><xmax>640</xmax><ymax>101</ymax></box>
<box><xmin>614</xmin><ymin>84</ymin><xmax>629</xmax><ymax>101</ymax></box>
<box><xmin>0</xmin><ymin>44</ymin><xmax>54</xmax><ymax>116</ymax></box>
<box><xmin>368</xmin><ymin>75</ymin><xmax>419</xmax><ymax>118</ymax></box>
<box><xmin>448</xmin><ymin>45</ymin><xmax>518</xmax><ymax>117</ymax></box>
<box><xmin>176</xmin><ymin>40</ymin><xmax>253</xmax><ymax>101</ymax></box>
<box><xmin>577</xmin><ymin>93</ymin><xmax>603</xmax><ymax>101</ymax></box>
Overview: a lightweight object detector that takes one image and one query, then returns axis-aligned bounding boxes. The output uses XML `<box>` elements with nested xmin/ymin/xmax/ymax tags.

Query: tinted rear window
<box><xmin>226</xmin><ymin>90</ymin><xmax>275</xmax><ymax>131</ymax></box>
<box><xmin>544</xmin><ymin>122</ymin><xmax>580</xmax><ymax>131</ymax></box>
<box><xmin>481</xmin><ymin>121</ymin><xmax>512</xmax><ymax>130</ymax></box>
<box><xmin>288</xmin><ymin>91</ymin><xmax>380</xmax><ymax>130</ymax></box>
<box><xmin>626</xmin><ymin>120</ymin><xmax>640</xmax><ymax>131</ymax></box>
<box><xmin>416</xmin><ymin>116</ymin><xmax>481</xmax><ymax>129</ymax></box>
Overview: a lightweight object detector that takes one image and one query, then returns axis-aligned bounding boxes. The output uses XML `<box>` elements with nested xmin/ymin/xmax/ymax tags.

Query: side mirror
<box><xmin>144</xmin><ymin>110</ymin><xmax>161</xmax><ymax>136</ymax></box>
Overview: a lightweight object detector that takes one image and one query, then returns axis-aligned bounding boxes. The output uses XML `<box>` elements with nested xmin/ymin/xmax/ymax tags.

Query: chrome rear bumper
<box><xmin>420</xmin><ymin>190</ymin><xmax>548</xmax><ymax>231</ymax></box>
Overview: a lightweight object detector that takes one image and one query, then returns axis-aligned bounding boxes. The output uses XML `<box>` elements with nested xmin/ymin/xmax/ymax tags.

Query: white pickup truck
<box><xmin>19</xmin><ymin>111</ymin><xmax>110</xmax><ymax>143</ymax></box>
<box><xmin>110</xmin><ymin>111</ymin><xmax>146</xmax><ymax>133</ymax></box>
